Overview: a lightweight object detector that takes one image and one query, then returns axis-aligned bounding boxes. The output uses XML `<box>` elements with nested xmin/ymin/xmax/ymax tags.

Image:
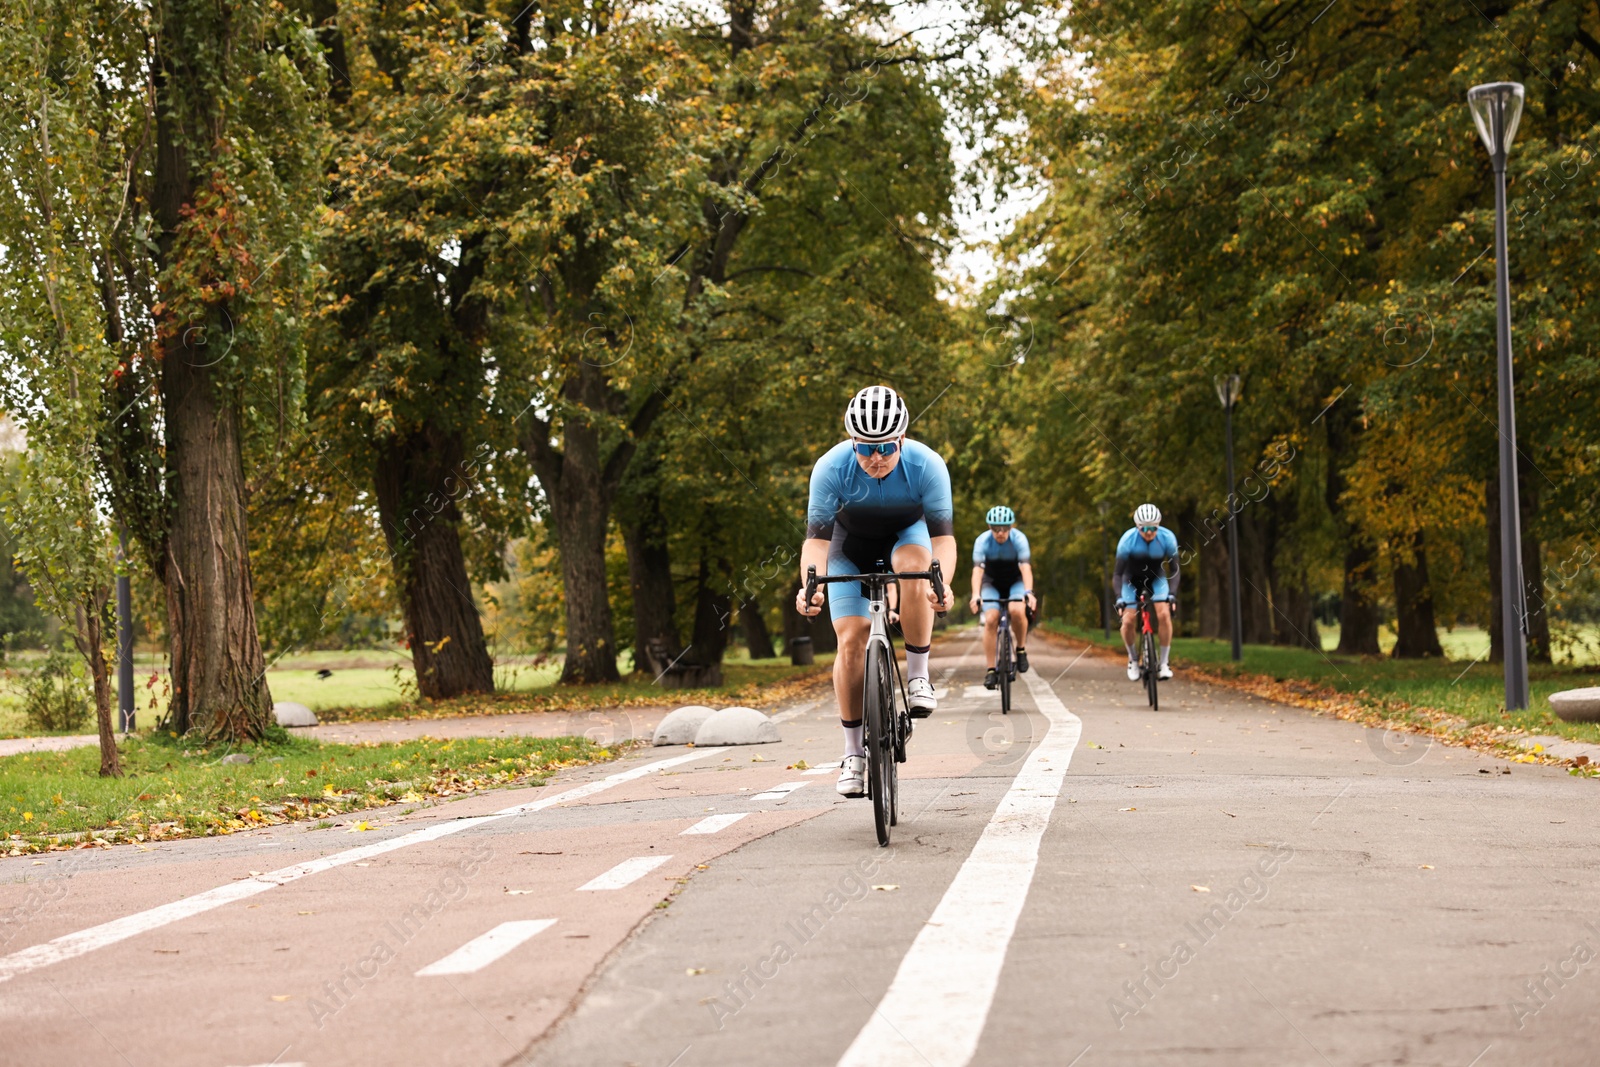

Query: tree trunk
<box><xmin>372</xmin><ymin>429</ymin><xmax>495</xmax><ymax>698</ymax></box>
<box><xmin>741</xmin><ymin>596</ymin><xmax>776</xmax><ymax>659</ymax></box>
<box><xmin>552</xmin><ymin>397</ymin><xmax>622</xmax><ymax>684</ymax></box>
<box><xmin>1271</xmin><ymin>580</ymin><xmax>1321</xmax><ymax>650</ymax></box>
<box><xmin>1199</xmin><ymin>539</ymin><xmax>1226</xmax><ymax>640</ymax></box>
<box><xmin>151</xmin><ymin>48</ymin><xmax>273</xmax><ymax>741</ymax></box>
<box><xmin>1391</xmin><ymin>531</ymin><xmax>1443</xmax><ymax>658</ymax></box>
<box><xmin>1336</xmin><ymin>542</ymin><xmax>1383</xmax><ymax>655</ymax></box>
<box><xmin>1325</xmin><ymin>400</ymin><xmax>1381</xmax><ymax>655</ymax></box>
<box><xmin>689</xmin><ymin>555</ymin><xmax>732</xmax><ymax>669</ymax></box>
<box><xmin>159</xmin><ymin>319</ymin><xmax>276</xmax><ymax>739</ymax></box>
<box><xmin>74</xmin><ymin>598</ymin><xmax>121</xmax><ymax>778</ymax></box>
<box><xmin>621</xmin><ymin>489</ymin><xmax>680</xmax><ymax>673</ymax></box>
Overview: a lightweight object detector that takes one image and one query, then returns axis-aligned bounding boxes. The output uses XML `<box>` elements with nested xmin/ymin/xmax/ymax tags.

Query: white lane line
<box><xmin>836</xmin><ymin>666</ymin><xmax>1081</xmax><ymax>1067</ymax></box>
<box><xmin>415</xmin><ymin>919</ymin><xmax>557</xmax><ymax>977</ymax></box>
<box><xmin>681</xmin><ymin>812</ymin><xmax>751</xmax><ymax>835</ymax></box>
<box><xmin>771</xmin><ymin>698</ymin><xmax>824</xmax><ymax>724</ymax></box>
<box><xmin>802</xmin><ymin>762</ymin><xmax>840</xmax><ymax>776</ymax></box>
<box><xmin>577</xmin><ymin>855</ymin><xmax>673</xmax><ymax>891</ymax></box>
<box><xmin>0</xmin><ymin>748</ymin><xmax>725</xmax><ymax>985</ymax></box>
<box><xmin>750</xmin><ymin>781</ymin><xmax>808</xmax><ymax>801</ymax></box>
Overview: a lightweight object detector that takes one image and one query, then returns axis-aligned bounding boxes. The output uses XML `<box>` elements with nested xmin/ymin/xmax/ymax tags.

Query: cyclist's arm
<box><xmin>797</xmin><ymin>538</ymin><xmax>830</xmax><ymax>614</ymax></box>
<box><xmin>1020</xmin><ymin>561</ymin><xmax>1035</xmax><ymax>601</ymax></box>
<box><xmin>969</xmin><ymin>564</ymin><xmax>985</xmax><ymax>608</ymax></box>
<box><xmin>931</xmin><ymin>535</ymin><xmax>957</xmax><ymax>610</ymax></box>
<box><xmin>1111</xmin><ymin>555</ymin><xmax>1129</xmax><ymax>598</ymax></box>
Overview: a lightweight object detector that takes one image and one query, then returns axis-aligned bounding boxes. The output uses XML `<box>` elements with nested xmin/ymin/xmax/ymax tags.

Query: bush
<box><xmin>22</xmin><ymin>647</ymin><xmax>91</xmax><ymax>733</ymax></box>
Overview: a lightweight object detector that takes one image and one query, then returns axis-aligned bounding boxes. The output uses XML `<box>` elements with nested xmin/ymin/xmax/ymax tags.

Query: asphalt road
<box><xmin>2</xmin><ymin>630</ymin><xmax>1596</xmax><ymax>1067</ymax></box>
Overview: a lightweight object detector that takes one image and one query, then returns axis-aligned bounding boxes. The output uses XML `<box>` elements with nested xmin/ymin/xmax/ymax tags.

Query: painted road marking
<box><xmin>680</xmin><ymin>813</ymin><xmax>751</xmax><ymax>835</ymax></box>
<box><xmin>836</xmin><ymin>665</ymin><xmax>1082</xmax><ymax>1067</ymax></box>
<box><xmin>0</xmin><ymin>749</ymin><xmax>726</xmax><ymax>985</ymax></box>
<box><xmin>415</xmin><ymin>919</ymin><xmax>558</xmax><ymax>977</ymax></box>
<box><xmin>750</xmin><ymin>782</ymin><xmax>807</xmax><ymax>801</ymax></box>
<box><xmin>578</xmin><ymin>855</ymin><xmax>672</xmax><ymax>891</ymax></box>
<box><xmin>802</xmin><ymin>762</ymin><xmax>840</xmax><ymax>776</ymax></box>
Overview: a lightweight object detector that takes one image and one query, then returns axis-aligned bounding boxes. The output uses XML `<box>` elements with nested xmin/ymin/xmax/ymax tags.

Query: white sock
<box><xmin>1160</xmin><ymin>645</ymin><xmax>1171</xmax><ymax>669</ymax></box>
<box><xmin>1125</xmin><ymin>642</ymin><xmax>1137</xmax><ymax>662</ymax></box>
<box><xmin>905</xmin><ymin>645</ymin><xmax>930</xmax><ymax>680</ymax></box>
<box><xmin>843</xmin><ymin>722</ymin><xmax>864</xmax><ymax>758</ymax></box>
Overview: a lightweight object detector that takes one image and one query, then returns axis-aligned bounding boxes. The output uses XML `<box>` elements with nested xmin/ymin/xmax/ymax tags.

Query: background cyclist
<box><xmin>968</xmin><ymin>505</ymin><xmax>1036</xmax><ymax>690</ymax></box>
<box><xmin>1114</xmin><ymin>503</ymin><xmax>1180</xmax><ymax>681</ymax></box>
<box><xmin>796</xmin><ymin>385</ymin><xmax>956</xmax><ymax>798</ymax></box>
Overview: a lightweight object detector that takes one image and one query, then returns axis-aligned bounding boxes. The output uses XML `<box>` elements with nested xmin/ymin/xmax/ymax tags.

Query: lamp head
<box><xmin>1214</xmin><ymin>373</ymin><xmax>1243</xmax><ymax>409</ymax></box>
<box><xmin>1468</xmin><ymin>82</ymin><xmax>1525</xmax><ymax>162</ymax></box>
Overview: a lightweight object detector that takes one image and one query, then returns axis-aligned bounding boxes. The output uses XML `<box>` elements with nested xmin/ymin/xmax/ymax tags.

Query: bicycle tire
<box><xmin>864</xmin><ymin>641</ymin><xmax>896</xmax><ymax>847</ymax></box>
<box><xmin>998</xmin><ymin>624</ymin><xmax>1012</xmax><ymax>714</ymax></box>
<box><xmin>1142</xmin><ymin>622</ymin><xmax>1159</xmax><ymax>711</ymax></box>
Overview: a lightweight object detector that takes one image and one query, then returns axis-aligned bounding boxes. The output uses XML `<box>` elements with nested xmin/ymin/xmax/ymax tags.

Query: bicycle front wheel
<box><xmin>1142</xmin><ymin>626</ymin><xmax>1159</xmax><ymax>711</ymax></box>
<box><xmin>997</xmin><ymin>625</ymin><xmax>1012</xmax><ymax>715</ymax></box>
<box><xmin>864</xmin><ymin>641</ymin><xmax>897</xmax><ymax>846</ymax></box>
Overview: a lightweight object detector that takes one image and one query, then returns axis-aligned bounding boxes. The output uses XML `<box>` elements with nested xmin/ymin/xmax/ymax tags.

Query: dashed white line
<box><xmin>0</xmin><ymin>748</ymin><xmax>726</xmax><ymax>985</ymax></box>
<box><xmin>415</xmin><ymin>919</ymin><xmax>557</xmax><ymax>976</ymax></box>
<box><xmin>802</xmin><ymin>762</ymin><xmax>840</xmax><ymax>776</ymax></box>
<box><xmin>750</xmin><ymin>782</ymin><xmax>808</xmax><ymax>801</ymax></box>
<box><xmin>681</xmin><ymin>813</ymin><xmax>751</xmax><ymax>835</ymax></box>
<box><xmin>836</xmin><ymin>665</ymin><xmax>1082</xmax><ymax>1067</ymax></box>
<box><xmin>578</xmin><ymin>855</ymin><xmax>673</xmax><ymax>891</ymax></box>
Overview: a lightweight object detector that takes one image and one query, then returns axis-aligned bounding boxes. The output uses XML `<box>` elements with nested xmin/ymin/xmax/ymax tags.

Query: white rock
<box><xmin>273</xmin><ymin>701</ymin><xmax>318</xmax><ymax>728</ymax></box>
<box><xmin>1550</xmin><ymin>687</ymin><xmax>1600</xmax><ymax>723</ymax></box>
<box><xmin>221</xmin><ymin>753</ymin><xmax>253</xmax><ymax>765</ymax></box>
<box><xmin>652</xmin><ymin>705</ymin><xmax>718</xmax><ymax>746</ymax></box>
<box><xmin>693</xmin><ymin>706</ymin><xmax>780</xmax><ymax>746</ymax></box>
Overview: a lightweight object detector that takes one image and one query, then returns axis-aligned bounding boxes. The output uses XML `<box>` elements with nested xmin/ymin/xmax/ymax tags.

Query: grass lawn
<box><xmin>0</xmin><ymin>646</ymin><xmax>817</xmax><ymax>737</ymax></box>
<box><xmin>1044</xmin><ymin>622</ymin><xmax>1600</xmax><ymax>747</ymax></box>
<box><xmin>0</xmin><ymin>732</ymin><xmax>602</xmax><ymax>854</ymax></box>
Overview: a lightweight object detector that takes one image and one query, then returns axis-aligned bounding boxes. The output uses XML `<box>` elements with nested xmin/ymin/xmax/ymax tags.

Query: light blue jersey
<box><xmin>974</xmin><ymin>529</ymin><xmax>1031</xmax><ymax>608</ymax></box>
<box><xmin>1114</xmin><ymin>525</ymin><xmax>1180</xmax><ymax>605</ymax></box>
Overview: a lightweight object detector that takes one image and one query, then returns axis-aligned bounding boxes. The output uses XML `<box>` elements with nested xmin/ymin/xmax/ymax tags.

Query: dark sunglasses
<box><xmin>989</xmin><ymin>525</ymin><xmax>1011</xmax><ymax>534</ymax></box>
<box><xmin>854</xmin><ymin>441</ymin><xmax>900</xmax><ymax>456</ymax></box>
<box><xmin>1138</xmin><ymin>524</ymin><xmax>1159</xmax><ymax>534</ymax></box>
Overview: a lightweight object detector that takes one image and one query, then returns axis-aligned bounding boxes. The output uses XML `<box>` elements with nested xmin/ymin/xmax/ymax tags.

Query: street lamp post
<box><xmin>1468</xmin><ymin>81</ymin><xmax>1531</xmax><ymax>711</ymax></box>
<box><xmin>1215</xmin><ymin>374</ymin><xmax>1244</xmax><ymax>662</ymax></box>
<box><xmin>1097</xmin><ymin>500</ymin><xmax>1111</xmax><ymax>638</ymax></box>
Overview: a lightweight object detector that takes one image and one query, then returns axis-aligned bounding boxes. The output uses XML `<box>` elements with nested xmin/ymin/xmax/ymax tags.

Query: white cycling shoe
<box><xmin>1158</xmin><ymin>665</ymin><xmax>1174</xmax><ymax>681</ymax></box>
<box><xmin>837</xmin><ymin>755</ymin><xmax>867</xmax><ymax>798</ymax></box>
<box><xmin>1126</xmin><ymin>661</ymin><xmax>1140</xmax><ymax>682</ymax></box>
<box><xmin>907</xmin><ymin>676</ymin><xmax>937</xmax><ymax>718</ymax></box>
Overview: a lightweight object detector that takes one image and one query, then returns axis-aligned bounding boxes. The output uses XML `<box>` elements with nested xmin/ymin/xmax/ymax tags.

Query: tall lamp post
<box><xmin>1468</xmin><ymin>81</ymin><xmax>1530</xmax><ymax>711</ymax></box>
<box><xmin>1098</xmin><ymin>500</ymin><xmax>1111</xmax><ymax>638</ymax></box>
<box><xmin>1215</xmin><ymin>374</ymin><xmax>1244</xmax><ymax>662</ymax></box>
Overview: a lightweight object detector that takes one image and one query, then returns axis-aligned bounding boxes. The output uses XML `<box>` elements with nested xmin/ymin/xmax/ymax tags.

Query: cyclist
<box><xmin>1114</xmin><ymin>503</ymin><xmax>1180</xmax><ymax>682</ymax></box>
<box><xmin>796</xmin><ymin>385</ymin><xmax>957</xmax><ymax>798</ymax></box>
<box><xmin>968</xmin><ymin>505</ymin><xmax>1036</xmax><ymax>689</ymax></box>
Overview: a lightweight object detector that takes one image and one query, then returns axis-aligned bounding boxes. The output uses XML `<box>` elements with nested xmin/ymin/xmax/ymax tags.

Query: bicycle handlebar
<box><xmin>805</xmin><ymin>561</ymin><xmax>946</xmax><ymax>613</ymax></box>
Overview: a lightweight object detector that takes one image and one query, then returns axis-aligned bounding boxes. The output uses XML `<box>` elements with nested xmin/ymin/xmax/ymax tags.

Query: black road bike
<box><xmin>806</xmin><ymin>561</ymin><xmax>945</xmax><ymax>847</ymax></box>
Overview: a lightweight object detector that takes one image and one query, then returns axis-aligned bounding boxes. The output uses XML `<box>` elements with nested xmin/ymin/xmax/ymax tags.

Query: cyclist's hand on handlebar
<box><xmin>928</xmin><ymin>586</ymin><xmax>952</xmax><ymax>612</ymax></box>
<box><xmin>1025</xmin><ymin>592</ymin><xmax>1038</xmax><ymax>611</ymax></box>
<box><xmin>795</xmin><ymin>585</ymin><xmax>824</xmax><ymax>617</ymax></box>
<box><xmin>968</xmin><ymin>597</ymin><xmax>981</xmax><ymax>615</ymax></box>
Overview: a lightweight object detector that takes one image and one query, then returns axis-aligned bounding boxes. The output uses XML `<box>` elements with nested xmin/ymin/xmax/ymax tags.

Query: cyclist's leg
<box><xmin>1152</xmin><ymin>577</ymin><xmax>1173</xmax><ymax>668</ymax></box>
<box><xmin>890</xmin><ymin>523</ymin><xmax>934</xmax><ymax>676</ymax></box>
<box><xmin>1007</xmin><ymin>579</ymin><xmax>1029</xmax><ymax>651</ymax></box>
<box><xmin>827</xmin><ymin>533</ymin><xmax>876</xmax><ymax>758</ymax></box>
<box><xmin>1118</xmin><ymin>581</ymin><xmax>1139</xmax><ymax>661</ymax></box>
<box><xmin>980</xmin><ymin>582</ymin><xmax>1001</xmax><ymax>664</ymax></box>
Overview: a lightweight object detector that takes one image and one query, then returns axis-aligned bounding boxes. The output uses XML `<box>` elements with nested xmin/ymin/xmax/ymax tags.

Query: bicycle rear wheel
<box><xmin>997</xmin><ymin>625</ymin><xmax>1012</xmax><ymax>715</ymax></box>
<box><xmin>864</xmin><ymin>641</ymin><xmax>896</xmax><ymax>846</ymax></box>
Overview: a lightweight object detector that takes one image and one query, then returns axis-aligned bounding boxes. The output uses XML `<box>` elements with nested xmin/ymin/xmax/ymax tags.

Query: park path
<box><xmin>0</xmin><ymin>631</ymin><xmax>1595</xmax><ymax>1067</ymax></box>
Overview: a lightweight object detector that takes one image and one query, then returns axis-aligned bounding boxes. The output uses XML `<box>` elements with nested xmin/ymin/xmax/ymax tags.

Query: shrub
<box><xmin>22</xmin><ymin>647</ymin><xmax>91</xmax><ymax>733</ymax></box>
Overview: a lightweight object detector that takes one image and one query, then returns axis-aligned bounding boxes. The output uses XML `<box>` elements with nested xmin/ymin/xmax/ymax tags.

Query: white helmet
<box><xmin>844</xmin><ymin>385</ymin><xmax>909</xmax><ymax>442</ymax></box>
<box><xmin>1134</xmin><ymin>503</ymin><xmax>1161</xmax><ymax>525</ymax></box>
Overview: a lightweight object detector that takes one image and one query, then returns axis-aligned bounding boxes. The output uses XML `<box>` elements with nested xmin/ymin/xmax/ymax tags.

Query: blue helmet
<box><xmin>986</xmin><ymin>505</ymin><xmax>1015</xmax><ymax>526</ymax></box>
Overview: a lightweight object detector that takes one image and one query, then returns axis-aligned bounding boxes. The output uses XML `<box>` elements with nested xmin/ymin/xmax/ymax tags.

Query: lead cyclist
<box><xmin>796</xmin><ymin>386</ymin><xmax>957</xmax><ymax>798</ymax></box>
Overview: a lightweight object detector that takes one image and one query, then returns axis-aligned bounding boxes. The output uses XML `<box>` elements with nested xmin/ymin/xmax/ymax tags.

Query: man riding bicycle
<box><xmin>1115</xmin><ymin>503</ymin><xmax>1180</xmax><ymax>682</ymax></box>
<box><xmin>968</xmin><ymin>505</ymin><xmax>1036</xmax><ymax>690</ymax></box>
<box><xmin>796</xmin><ymin>385</ymin><xmax>957</xmax><ymax>798</ymax></box>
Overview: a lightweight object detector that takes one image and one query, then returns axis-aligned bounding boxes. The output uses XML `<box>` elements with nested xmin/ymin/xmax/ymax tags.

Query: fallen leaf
<box><xmin>248</xmin><ymin>870</ymin><xmax>262</xmax><ymax>877</ymax></box>
<box><xmin>787</xmin><ymin>760</ymin><xmax>811</xmax><ymax>771</ymax></box>
<box><xmin>872</xmin><ymin>884</ymin><xmax>899</xmax><ymax>892</ymax></box>
<box><xmin>346</xmin><ymin>821</ymin><xmax>373</xmax><ymax>832</ymax></box>
<box><xmin>1221</xmin><ymin>811</ymin><xmax>1236</xmax><ymax>818</ymax></box>
<box><xmin>751</xmin><ymin>755</ymin><xmax>771</xmax><ymax>762</ymax></box>
<box><xmin>1119</xmin><ymin>807</ymin><xmax>1137</xmax><ymax>812</ymax></box>
<box><xmin>505</xmin><ymin>889</ymin><xmax>535</xmax><ymax>895</ymax></box>
<box><xmin>298</xmin><ymin>910</ymin><xmax>315</xmax><ymax>915</ymax></box>
<box><xmin>271</xmin><ymin>995</ymin><xmax>292</xmax><ymax>1002</ymax></box>
<box><xmin>686</xmin><ymin>967</ymin><xmax>706</xmax><ymax>976</ymax></box>
<box><xmin>1087</xmin><ymin>741</ymin><xmax>1104</xmax><ymax>749</ymax></box>
<box><xmin>1574</xmin><ymin>755</ymin><xmax>1591</xmax><ymax>767</ymax></box>
<box><xmin>1419</xmin><ymin>865</ymin><xmax>1434</xmax><ymax>870</ymax></box>
<box><xmin>1190</xmin><ymin>885</ymin><xmax>1211</xmax><ymax>893</ymax></box>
